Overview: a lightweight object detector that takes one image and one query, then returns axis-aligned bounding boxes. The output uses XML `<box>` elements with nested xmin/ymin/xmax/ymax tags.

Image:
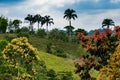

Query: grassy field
<box><xmin>37</xmin><ymin>51</ymin><xmax>80</xmax><ymax>79</ymax></box>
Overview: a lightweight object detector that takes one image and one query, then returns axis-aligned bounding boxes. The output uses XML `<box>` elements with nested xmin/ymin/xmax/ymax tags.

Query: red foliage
<box><xmin>105</xmin><ymin>29</ymin><xmax>112</xmax><ymax>35</ymax></box>
<box><xmin>114</xmin><ymin>26</ymin><xmax>120</xmax><ymax>32</ymax></box>
<box><xmin>116</xmin><ymin>32</ymin><xmax>120</xmax><ymax>37</ymax></box>
<box><xmin>75</xmin><ymin>26</ymin><xmax>120</xmax><ymax>80</ymax></box>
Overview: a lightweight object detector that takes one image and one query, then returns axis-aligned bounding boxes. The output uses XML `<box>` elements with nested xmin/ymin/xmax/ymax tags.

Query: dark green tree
<box><xmin>64</xmin><ymin>25</ymin><xmax>74</xmax><ymax>42</ymax></box>
<box><xmin>75</xmin><ymin>28</ymin><xmax>88</xmax><ymax>35</ymax></box>
<box><xmin>64</xmin><ymin>26</ymin><xmax>74</xmax><ymax>36</ymax></box>
<box><xmin>25</xmin><ymin>14</ymin><xmax>35</xmax><ymax>32</ymax></box>
<box><xmin>37</xmin><ymin>29</ymin><xmax>46</xmax><ymax>38</ymax></box>
<box><xmin>8</xmin><ymin>19</ymin><xmax>14</xmax><ymax>33</ymax></box>
<box><xmin>102</xmin><ymin>18</ymin><xmax>115</xmax><ymax>29</ymax></box>
<box><xmin>20</xmin><ymin>26</ymin><xmax>29</xmax><ymax>33</ymax></box>
<box><xmin>12</xmin><ymin>19</ymin><xmax>22</xmax><ymax>31</ymax></box>
<box><xmin>34</xmin><ymin>14</ymin><xmax>42</xmax><ymax>30</ymax></box>
<box><xmin>0</xmin><ymin>16</ymin><xmax>8</xmax><ymax>33</ymax></box>
<box><xmin>43</xmin><ymin>15</ymin><xmax>54</xmax><ymax>36</ymax></box>
<box><xmin>49</xmin><ymin>28</ymin><xmax>68</xmax><ymax>42</ymax></box>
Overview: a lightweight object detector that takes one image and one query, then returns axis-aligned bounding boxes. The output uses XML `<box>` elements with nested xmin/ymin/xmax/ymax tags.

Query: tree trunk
<box><xmin>46</xmin><ymin>23</ymin><xmax>48</xmax><ymax>38</ymax></box>
<box><xmin>38</xmin><ymin>22</ymin><xmax>39</xmax><ymax>30</ymax></box>
<box><xmin>107</xmin><ymin>25</ymin><xmax>109</xmax><ymax>29</ymax></box>
<box><xmin>69</xmin><ymin>20</ymin><xmax>72</xmax><ymax>42</ymax></box>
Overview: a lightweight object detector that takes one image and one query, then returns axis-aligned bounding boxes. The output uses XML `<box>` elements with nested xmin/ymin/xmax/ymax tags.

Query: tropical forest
<box><xmin>0</xmin><ymin>0</ymin><xmax>120</xmax><ymax>80</ymax></box>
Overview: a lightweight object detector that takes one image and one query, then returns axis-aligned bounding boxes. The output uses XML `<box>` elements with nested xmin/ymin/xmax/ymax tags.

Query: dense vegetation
<box><xmin>1</xmin><ymin>8</ymin><xmax>120</xmax><ymax>80</ymax></box>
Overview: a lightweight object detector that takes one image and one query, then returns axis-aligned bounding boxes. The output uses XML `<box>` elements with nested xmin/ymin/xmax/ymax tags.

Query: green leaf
<box><xmin>89</xmin><ymin>68</ymin><xmax>99</xmax><ymax>78</ymax></box>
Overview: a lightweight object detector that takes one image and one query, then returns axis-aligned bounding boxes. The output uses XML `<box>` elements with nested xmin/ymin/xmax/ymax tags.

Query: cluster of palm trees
<box><xmin>24</xmin><ymin>9</ymin><xmax>78</xmax><ymax>40</ymax></box>
<box><xmin>13</xmin><ymin>9</ymin><xmax>115</xmax><ymax>39</ymax></box>
<box><xmin>25</xmin><ymin>14</ymin><xmax>54</xmax><ymax>33</ymax></box>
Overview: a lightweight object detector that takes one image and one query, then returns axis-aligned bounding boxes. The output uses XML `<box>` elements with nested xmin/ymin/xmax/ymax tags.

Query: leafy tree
<box><xmin>8</xmin><ymin>19</ymin><xmax>14</xmax><ymax>33</ymax></box>
<box><xmin>20</xmin><ymin>26</ymin><xmax>29</xmax><ymax>33</ymax></box>
<box><xmin>0</xmin><ymin>16</ymin><xmax>8</xmax><ymax>33</ymax></box>
<box><xmin>43</xmin><ymin>15</ymin><xmax>54</xmax><ymax>36</ymax></box>
<box><xmin>63</xmin><ymin>8</ymin><xmax>77</xmax><ymax>27</ymax></box>
<box><xmin>25</xmin><ymin>14</ymin><xmax>35</xmax><ymax>32</ymax></box>
<box><xmin>102</xmin><ymin>18</ymin><xmax>115</xmax><ymax>29</ymax></box>
<box><xmin>12</xmin><ymin>19</ymin><xmax>22</xmax><ymax>32</ymax></box>
<box><xmin>37</xmin><ymin>29</ymin><xmax>46</xmax><ymax>38</ymax></box>
<box><xmin>49</xmin><ymin>28</ymin><xmax>68</xmax><ymax>42</ymax></box>
<box><xmin>64</xmin><ymin>25</ymin><xmax>74</xmax><ymax>42</ymax></box>
<box><xmin>48</xmin><ymin>28</ymin><xmax>59</xmax><ymax>39</ymax></box>
<box><xmin>75</xmin><ymin>28</ymin><xmax>88</xmax><ymax>35</ymax></box>
<box><xmin>64</xmin><ymin>25</ymin><xmax>74</xmax><ymax>36</ymax></box>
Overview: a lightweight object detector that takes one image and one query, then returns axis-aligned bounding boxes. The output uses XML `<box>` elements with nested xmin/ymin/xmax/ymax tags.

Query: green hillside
<box><xmin>37</xmin><ymin>51</ymin><xmax>80</xmax><ymax>79</ymax></box>
<box><xmin>0</xmin><ymin>34</ymin><xmax>82</xmax><ymax>58</ymax></box>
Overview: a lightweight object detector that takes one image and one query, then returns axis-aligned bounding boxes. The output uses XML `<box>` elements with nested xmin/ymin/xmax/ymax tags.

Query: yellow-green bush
<box><xmin>3</xmin><ymin>37</ymin><xmax>39</xmax><ymax>63</ymax></box>
<box><xmin>2</xmin><ymin>37</ymin><xmax>39</xmax><ymax>78</ymax></box>
<box><xmin>97</xmin><ymin>43</ymin><xmax>120</xmax><ymax>80</ymax></box>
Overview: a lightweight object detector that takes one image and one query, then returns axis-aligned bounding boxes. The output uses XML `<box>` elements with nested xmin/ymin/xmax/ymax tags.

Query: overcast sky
<box><xmin>0</xmin><ymin>0</ymin><xmax>120</xmax><ymax>31</ymax></box>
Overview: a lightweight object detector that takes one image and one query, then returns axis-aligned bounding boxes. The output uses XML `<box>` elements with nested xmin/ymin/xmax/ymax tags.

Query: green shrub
<box><xmin>56</xmin><ymin>49</ymin><xmax>67</xmax><ymax>58</ymax></box>
<box><xmin>46</xmin><ymin>42</ymin><xmax>52</xmax><ymax>53</ymax></box>
<box><xmin>47</xmin><ymin>69</ymin><xmax>57</xmax><ymax>80</ymax></box>
<box><xmin>37</xmin><ymin>29</ymin><xmax>46</xmax><ymax>38</ymax></box>
<box><xmin>4</xmin><ymin>34</ymin><xmax>16</xmax><ymax>42</ymax></box>
<box><xmin>0</xmin><ymin>73</ymin><xmax>13</xmax><ymax>80</ymax></box>
<box><xmin>17</xmin><ymin>32</ymin><xmax>29</xmax><ymax>38</ymax></box>
<box><xmin>57</xmin><ymin>71</ymin><xmax>73</xmax><ymax>80</ymax></box>
<box><xmin>20</xmin><ymin>26</ymin><xmax>29</xmax><ymax>33</ymax></box>
<box><xmin>0</xmin><ymin>40</ymin><xmax>8</xmax><ymax>51</ymax></box>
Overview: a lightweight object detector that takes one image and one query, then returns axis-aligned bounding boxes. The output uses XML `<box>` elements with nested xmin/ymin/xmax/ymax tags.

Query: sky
<box><xmin>0</xmin><ymin>0</ymin><xmax>120</xmax><ymax>31</ymax></box>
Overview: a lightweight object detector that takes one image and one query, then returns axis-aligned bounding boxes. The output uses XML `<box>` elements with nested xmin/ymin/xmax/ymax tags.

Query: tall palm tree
<box><xmin>25</xmin><ymin>14</ymin><xmax>35</xmax><ymax>32</ymax></box>
<box><xmin>12</xmin><ymin>19</ymin><xmax>22</xmax><ymax>31</ymax></box>
<box><xmin>102</xmin><ymin>18</ymin><xmax>115</xmax><ymax>29</ymax></box>
<box><xmin>34</xmin><ymin>14</ymin><xmax>42</xmax><ymax>30</ymax></box>
<box><xmin>63</xmin><ymin>8</ymin><xmax>77</xmax><ymax>42</ymax></box>
<box><xmin>43</xmin><ymin>15</ymin><xmax>54</xmax><ymax>35</ymax></box>
<box><xmin>63</xmin><ymin>8</ymin><xmax>77</xmax><ymax>26</ymax></box>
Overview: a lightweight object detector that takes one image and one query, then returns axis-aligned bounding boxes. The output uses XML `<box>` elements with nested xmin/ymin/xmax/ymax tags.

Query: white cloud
<box><xmin>0</xmin><ymin>0</ymin><xmax>120</xmax><ymax>32</ymax></box>
<box><xmin>110</xmin><ymin>0</ymin><xmax>120</xmax><ymax>3</ymax></box>
<box><xmin>75</xmin><ymin>9</ymin><xmax>120</xmax><ymax>31</ymax></box>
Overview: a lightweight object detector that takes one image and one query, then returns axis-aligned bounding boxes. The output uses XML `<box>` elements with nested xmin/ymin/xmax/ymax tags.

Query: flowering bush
<box><xmin>97</xmin><ymin>43</ymin><xmax>120</xmax><ymax>80</ymax></box>
<box><xmin>2</xmin><ymin>37</ymin><xmax>39</xmax><ymax>79</ymax></box>
<box><xmin>75</xmin><ymin>26</ymin><xmax>120</xmax><ymax>79</ymax></box>
<box><xmin>74</xmin><ymin>54</ymin><xmax>100</xmax><ymax>80</ymax></box>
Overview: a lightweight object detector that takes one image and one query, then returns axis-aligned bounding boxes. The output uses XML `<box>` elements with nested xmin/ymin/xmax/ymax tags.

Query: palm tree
<box><xmin>12</xmin><ymin>19</ymin><xmax>22</xmax><ymax>31</ymax></box>
<box><xmin>63</xmin><ymin>8</ymin><xmax>77</xmax><ymax>26</ymax></box>
<box><xmin>43</xmin><ymin>15</ymin><xmax>54</xmax><ymax>35</ymax></box>
<box><xmin>34</xmin><ymin>14</ymin><xmax>42</xmax><ymax>30</ymax></box>
<box><xmin>25</xmin><ymin>14</ymin><xmax>35</xmax><ymax>32</ymax></box>
<box><xmin>102</xmin><ymin>19</ymin><xmax>115</xmax><ymax>29</ymax></box>
<box><xmin>63</xmin><ymin>8</ymin><xmax>77</xmax><ymax>42</ymax></box>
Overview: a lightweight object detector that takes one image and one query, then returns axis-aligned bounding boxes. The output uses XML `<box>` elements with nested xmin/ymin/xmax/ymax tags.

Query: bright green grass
<box><xmin>38</xmin><ymin>51</ymin><xmax>74</xmax><ymax>72</ymax></box>
<box><xmin>37</xmin><ymin>51</ymin><xmax>80</xmax><ymax>80</ymax></box>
